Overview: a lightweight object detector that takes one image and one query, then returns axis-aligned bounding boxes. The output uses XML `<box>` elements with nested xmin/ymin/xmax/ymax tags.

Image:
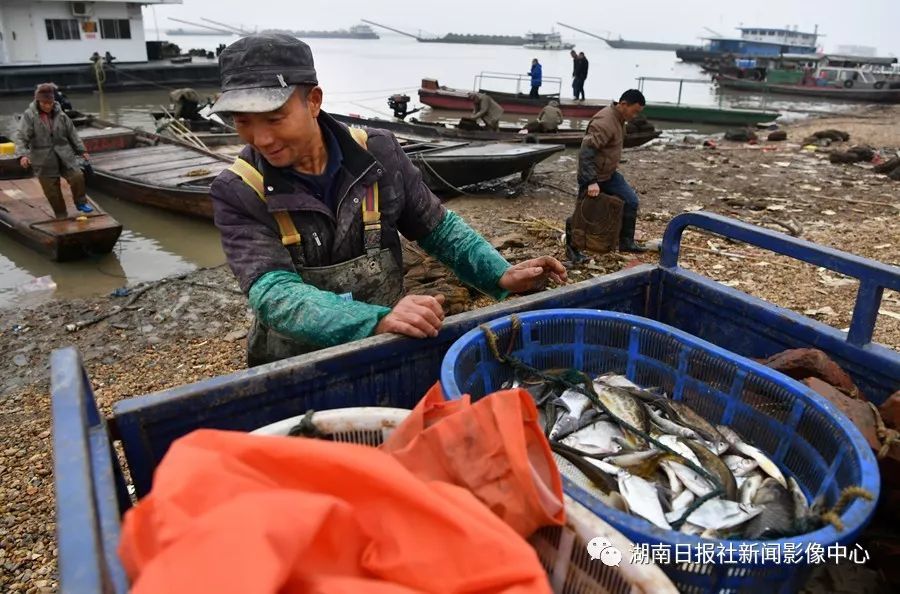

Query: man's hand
<box><xmin>19</xmin><ymin>156</ymin><xmax>31</xmax><ymax>169</ymax></box>
<box><xmin>586</xmin><ymin>183</ymin><xmax>600</xmax><ymax>197</ymax></box>
<box><xmin>375</xmin><ymin>294</ymin><xmax>445</xmax><ymax>339</ymax></box>
<box><xmin>498</xmin><ymin>257</ymin><xmax>567</xmax><ymax>294</ymax></box>
<box><xmin>82</xmin><ymin>152</ymin><xmax>90</xmax><ymax>160</ymax></box>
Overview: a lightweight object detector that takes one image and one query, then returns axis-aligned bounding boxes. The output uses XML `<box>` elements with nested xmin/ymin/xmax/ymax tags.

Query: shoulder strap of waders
<box><xmin>228</xmin><ymin>157</ymin><xmax>301</xmax><ymax>247</ymax></box>
<box><xmin>348</xmin><ymin>127</ymin><xmax>382</xmax><ymax>256</ymax></box>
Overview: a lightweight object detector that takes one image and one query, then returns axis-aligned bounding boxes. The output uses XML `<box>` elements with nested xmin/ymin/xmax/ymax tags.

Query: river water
<box><xmin>0</xmin><ymin>33</ymin><xmax>849</xmax><ymax>308</ymax></box>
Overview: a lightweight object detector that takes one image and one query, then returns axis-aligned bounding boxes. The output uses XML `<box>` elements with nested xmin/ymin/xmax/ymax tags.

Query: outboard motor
<box><xmin>388</xmin><ymin>94</ymin><xmax>411</xmax><ymax>119</ymax></box>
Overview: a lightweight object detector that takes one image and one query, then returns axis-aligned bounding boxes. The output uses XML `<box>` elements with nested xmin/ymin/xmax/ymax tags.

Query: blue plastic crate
<box><xmin>441</xmin><ymin>309</ymin><xmax>880</xmax><ymax>594</ymax></box>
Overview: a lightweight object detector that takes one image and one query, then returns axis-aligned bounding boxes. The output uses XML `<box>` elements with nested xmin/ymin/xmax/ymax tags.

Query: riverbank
<box><xmin>0</xmin><ymin>105</ymin><xmax>898</xmax><ymax>593</ymax></box>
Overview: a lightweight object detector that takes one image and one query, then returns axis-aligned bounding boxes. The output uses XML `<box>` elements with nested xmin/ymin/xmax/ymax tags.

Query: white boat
<box><xmin>523</xmin><ymin>32</ymin><xmax>574</xmax><ymax>51</ymax></box>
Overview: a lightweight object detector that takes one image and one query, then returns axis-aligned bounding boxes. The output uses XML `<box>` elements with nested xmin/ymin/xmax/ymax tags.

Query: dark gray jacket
<box><xmin>16</xmin><ymin>101</ymin><xmax>85</xmax><ymax>177</ymax></box>
<box><xmin>210</xmin><ymin>111</ymin><xmax>447</xmax><ymax>294</ymax></box>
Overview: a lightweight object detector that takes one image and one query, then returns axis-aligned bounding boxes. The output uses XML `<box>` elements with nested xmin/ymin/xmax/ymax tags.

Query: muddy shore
<box><xmin>0</xmin><ymin>106</ymin><xmax>898</xmax><ymax>593</ymax></box>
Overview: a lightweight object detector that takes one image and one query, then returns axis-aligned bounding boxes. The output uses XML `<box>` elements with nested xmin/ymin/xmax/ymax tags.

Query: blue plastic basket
<box><xmin>440</xmin><ymin>310</ymin><xmax>880</xmax><ymax>594</ymax></box>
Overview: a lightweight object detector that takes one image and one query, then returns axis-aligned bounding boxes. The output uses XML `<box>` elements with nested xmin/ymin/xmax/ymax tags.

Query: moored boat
<box><xmin>0</xmin><ymin>176</ymin><xmax>122</xmax><ymax>261</ymax></box>
<box><xmin>715</xmin><ymin>74</ymin><xmax>900</xmax><ymax>103</ymax></box>
<box><xmin>418</xmin><ymin>78</ymin><xmax>780</xmax><ymax>126</ymax></box>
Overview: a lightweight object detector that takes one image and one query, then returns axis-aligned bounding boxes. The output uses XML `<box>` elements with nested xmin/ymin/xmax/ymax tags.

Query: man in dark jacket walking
<box><xmin>528</xmin><ymin>58</ymin><xmax>542</xmax><ymax>98</ymax></box>
<box><xmin>566</xmin><ymin>89</ymin><xmax>648</xmax><ymax>262</ymax></box>
<box><xmin>208</xmin><ymin>34</ymin><xmax>565</xmax><ymax>365</ymax></box>
<box><xmin>16</xmin><ymin>83</ymin><xmax>92</xmax><ymax>218</ymax></box>
<box><xmin>573</xmin><ymin>52</ymin><xmax>589</xmax><ymax>100</ymax></box>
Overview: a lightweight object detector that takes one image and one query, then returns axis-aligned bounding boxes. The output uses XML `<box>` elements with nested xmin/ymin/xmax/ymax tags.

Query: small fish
<box><xmin>788</xmin><ymin>476</ymin><xmax>809</xmax><ymax>518</ymax></box>
<box><xmin>561</xmin><ymin>420</ymin><xmax>624</xmax><ymax>456</ymax></box>
<box><xmin>656</xmin><ymin>434</ymin><xmax>701</xmax><ymax>466</ymax></box>
<box><xmin>668</xmin><ymin>400</ymin><xmax>723</xmax><ymax>444</ymax></box>
<box><xmin>744</xmin><ymin>477</ymin><xmax>796</xmax><ymax>539</ymax></box>
<box><xmin>717</xmin><ymin>425</ymin><xmax>787</xmax><ymax>489</ymax></box>
<box><xmin>739</xmin><ymin>474</ymin><xmax>764</xmax><ymax>506</ymax></box>
<box><xmin>648</xmin><ymin>407</ymin><xmax>699</xmax><ymax>440</ymax></box>
<box><xmin>550</xmin><ymin>442</ymin><xmax>618</xmax><ymax>493</ymax></box>
<box><xmin>683</xmin><ymin>439</ymin><xmax>738</xmax><ymax>501</ymax></box>
<box><xmin>661</xmin><ymin>460</ymin><xmax>715</xmax><ymax>497</ymax></box>
<box><xmin>619</xmin><ymin>472</ymin><xmax>672</xmax><ymax>530</ymax></box>
<box><xmin>594</xmin><ymin>373</ymin><xmax>641</xmax><ymax>390</ymax></box>
<box><xmin>592</xmin><ymin>383</ymin><xmax>650</xmax><ymax>447</ymax></box>
<box><xmin>666</xmin><ymin>498</ymin><xmax>762</xmax><ymax>531</ymax></box>
<box><xmin>660</xmin><ymin>459</ymin><xmax>684</xmax><ymax>495</ymax></box>
<box><xmin>671</xmin><ymin>489</ymin><xmax>695</xmax><ymax>512</ymax></box>
<box><xmin>548</xmin><ymin>388</ymin><xmax>593</xmax><ymax>441</ymax></box>
<box><xmin>722</xmin><ymin>454</ymin><xmax>759</xmax><ymax>477</ymax></box>
<box><xmin>605</xmin><ymin>448</ymin><xmax>662</xmax><ymax>468</ymax></box>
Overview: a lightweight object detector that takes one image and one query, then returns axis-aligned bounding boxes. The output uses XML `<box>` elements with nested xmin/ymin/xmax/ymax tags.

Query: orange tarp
<box><xmin>119</xmin><ymin>386</ymin><xmax>565</xmax><ymax>594</ymax></box>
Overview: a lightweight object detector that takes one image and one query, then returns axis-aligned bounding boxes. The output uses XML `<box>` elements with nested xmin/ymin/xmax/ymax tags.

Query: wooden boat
<box><xmin>214</xmin><ymin>137</ymin><xmax>565</xmax><ymax>194</ymax></box>
<box><xmin>82</xmin><ymin>118</ymin><xmax>231</xmax><ymax>219</ymax></box>
<box><xmin>418</xmin><ymin>79</ymin><xmax>781</xmax><ymax>126</ymax></box>
<box><xmin>0</xmin><ymin>176</ymin><xmax>122</xmax><ymax>261</ymax></box>
<box><xmin>715</xmin><ymin>74</ymin><xmax>900</xmax><ymax>103</ymax></box>
<box><xmin>150</xmin><ymin>111</ymin><xmax>662</xmax><ymax>149</ymax></box>
<box><xmin>330</xmin><ymin>113</ymin><xmax>661</xmax><ymax>148</ymax></box>
<box><xmin>402</xmin><ymin>141</ymin><xmax>564</xmax><ymax>191</ymax></box>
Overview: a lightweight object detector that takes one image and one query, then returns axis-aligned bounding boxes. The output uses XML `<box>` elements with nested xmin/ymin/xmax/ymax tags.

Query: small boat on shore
<box><xmin>0</xmin><ymin>175</ymin><xmax>122</xmax><ymax>261</ymax></box>
<box><xmin>83</xmin><ymin>117</ymin><xmax>565</xmax><ymax>214</ymax></box>
<box><xmin>151</xmin><ymin>111</ymin><xmax>660</xmax><ymax>149</ymax></box>
<box><xmin>419</xmin><ymin>78</ymin><xmax>780</xmax><ymax>126</ymax></box>
<box><xmin>331</xmin><ymin>113</ymin><xmax>661</xmax><ymax>148</ymax></box>
<box><xmin>715</xmin><ymin>74</ymin><xmax>900</xmax><ymax>103</ymax></box>
<box><xmin>83</xmin><ymin>119</ymin><xmax>230</xmax><ymax>219</ymax></box>
<box><xmin>213</xmin><ymin>136</ymin><xmax>565</xmax><ymax>194</ymax></box>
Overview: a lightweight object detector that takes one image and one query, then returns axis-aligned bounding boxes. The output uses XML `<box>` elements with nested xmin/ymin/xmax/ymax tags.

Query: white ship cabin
<box><xmin>0</xmin><ymin>0</ymin><xmax>182</xmax><ymax>66</ymax></box>
<box><xmin>738</xmin><ymin>26</ymin><xmax>819</xmax><ymax>51</ymax></box>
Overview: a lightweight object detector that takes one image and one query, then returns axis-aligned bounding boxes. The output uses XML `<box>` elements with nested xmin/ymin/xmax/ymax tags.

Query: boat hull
<box><xmin>330</xmin><ymin>113</ymin><xmax>661</xmax><ymax>148</ymax></box>
<box><xmin>717</xmin><ymin>75</ymin><xmax>900</xmax><ymax>103</ymax></box>
<box><xmin>0</xmin><ymin>178</ymin><xmax>122</xmax><ymax>261</ymax></box>
<box><xmin>419</xmin><ymin>87</ymin><xmax>779</xmax><ymax>126</ymax></box>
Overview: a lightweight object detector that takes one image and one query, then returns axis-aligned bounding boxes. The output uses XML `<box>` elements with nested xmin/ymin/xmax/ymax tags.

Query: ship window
<box><xmin>45</xmin><ymin>19</ymin><xmax>80</xmax><ymax>41</ymax></box>
<box><xmin>100</xmin><ymin>19</ymin><xmax>132</xmax><ymax>40</ymax></box>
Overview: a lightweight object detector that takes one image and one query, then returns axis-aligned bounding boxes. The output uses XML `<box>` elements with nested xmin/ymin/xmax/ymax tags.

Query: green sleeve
<box><xmin>418</xmin><ymin>210</ymin><xmax>511</xmax><ymax>301</ymax></box>
<box><xmin>248</xmin><ymin>270</ymin><xmax>392</xmax><ymax>348</ymax></box>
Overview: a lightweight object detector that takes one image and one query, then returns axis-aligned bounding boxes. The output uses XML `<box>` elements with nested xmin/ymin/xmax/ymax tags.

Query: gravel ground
<box><xmin>0</xmin><ymin>107</ymin><xmax>897</xmax><ymax>592</ymax></box>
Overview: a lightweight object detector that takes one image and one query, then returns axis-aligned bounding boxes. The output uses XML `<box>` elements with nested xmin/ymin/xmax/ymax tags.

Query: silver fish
<box><xmin>660</xmin><ymin>459</ymin><xmax>684</xmax><ymax>495</ymax></box>
<box><xmin>661</xmin><ymin>460</ymin><xmax>715</xmax><ymax>497</ymax></box>
<box><xmin>605</xmin><ymin>448</ymin><xmax>662</xmax><ymax>468</ymax></box>
<box><xmin>584</xmin><ymin>456</ymin><xmax>627</xmax><ymax>477</ymax></box>
<box><xmin>739</xmin><ymin>474</ymin><xmax>764</xmax><ymax>506</ymax></box>
<box><xmin>619</xmin><ymin>472</ymin><xmax>672</xmax><ymax>530</ymax></box>
<box><xmin>548</xmin><ymin>388</ymin><xmax>593</xmax><ymax>441</ymax></box>
<box><xmin>656</xmin><ymin>435</ymin><xmax>701</xmax><ymax>466</ymax></box>
<box><xmin>716</xmin><ymin>425</ymin><xmax>787</xmax><ymax>489</ymax></box>
<box><xmin>684</xmin><ymin>439</ymin><xmax>738</xmax><ymax>501</ymax></box>
<box><xmin>671</xmin><ymin>489</ymin><xmax>696</xmax><ymax>512</ymax></box>
<box><xmin>722</xmin><ymin>454</ymin><xmax>759</xmax><ymax>477</ymax></box>
<box><xmin>648</xmin><ymin>407</ymin><xmax>699</xmax><ymax>440</ymax></box>
<box><xmin>744</xmin><ymin>477</ymin><xmax>795</xmax><ymax>539</ymax></box>
<box><xmin>666</xmin><ymin>498</ymin><xmax>762</xmax><ymax>531</ymax></box>
<box><xmin>561</xmin><ymin>420</ymin><xmax>624</xmax><ymax>456</ymax></box>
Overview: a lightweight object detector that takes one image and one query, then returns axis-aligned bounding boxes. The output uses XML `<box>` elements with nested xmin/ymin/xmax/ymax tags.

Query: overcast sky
<box><xmin>144</xmin><ymin>0</ymin><xmax>899</xmax><ymax>56</ymax></box>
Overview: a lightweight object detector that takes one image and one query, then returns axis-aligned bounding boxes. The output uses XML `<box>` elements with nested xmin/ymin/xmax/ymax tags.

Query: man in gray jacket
<box><xmin>467</xmin><ymin>92</ymin><xmax>504</xmax><ymax>131</ymax></box>
<box><xmin>16</xmin><ymin>83</ymin><xmax>92</xmax><ymax>217</ymax></box>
